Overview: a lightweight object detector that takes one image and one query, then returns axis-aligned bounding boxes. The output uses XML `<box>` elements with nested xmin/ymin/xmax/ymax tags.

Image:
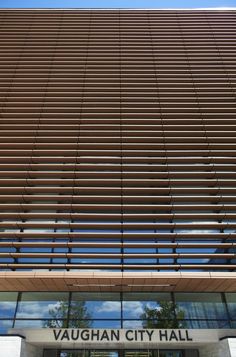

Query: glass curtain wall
<box><xmin>0</xmin><ymin>291</ymin><xmax>235</xmax><ymax>333</ymax></box>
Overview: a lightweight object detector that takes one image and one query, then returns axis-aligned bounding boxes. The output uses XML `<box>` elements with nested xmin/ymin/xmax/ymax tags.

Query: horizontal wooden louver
<box><xmin>0</xmin><ymin>9</ymin><xmax>236</xmax><ymax>271</ymax></box>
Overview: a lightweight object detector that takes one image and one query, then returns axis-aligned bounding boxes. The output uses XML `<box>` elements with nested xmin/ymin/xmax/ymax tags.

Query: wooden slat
<box><xmin>0</xmin><ymin>9</ymin><xmax>236</xmax><ymax>276</ymax></box>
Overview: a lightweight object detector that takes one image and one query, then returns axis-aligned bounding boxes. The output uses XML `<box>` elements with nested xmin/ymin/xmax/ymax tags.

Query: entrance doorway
<box><xmin>58</xmin><ymin>351</ymin><xmax>183</xmax><ymax>357</ymax></box>
<box><xmin>59</xmin><ymin>352</ymin><xmax>119</xmax><ymax>357</ymax></box>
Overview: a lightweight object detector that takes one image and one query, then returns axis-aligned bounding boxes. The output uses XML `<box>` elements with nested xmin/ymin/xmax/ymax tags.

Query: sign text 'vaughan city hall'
<box><xmin>53</xmin><ymin>329</ymin><xmax>193</xmax><ymax>342</ymax></box>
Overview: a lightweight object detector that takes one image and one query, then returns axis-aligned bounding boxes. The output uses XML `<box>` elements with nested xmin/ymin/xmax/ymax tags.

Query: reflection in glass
<box><xmin>179</xmin><ymin>320</ymin><xmax>230</xmax><ymax>329</ymax></box>
<box><xmin>89</xmin><ymin>320</ymin><xmax>121</xmax><ymax>328</ymax></box>
<box><xmin>90</xmin><ymin>351</ymin><xmax>119</xmax><ymax>357</ymax></box>
<box><xmin>45</xmin><ymin>300</ymin><xmax>91</xmax><ymax>328</ymax></box>
<box><xmin>0</xmin><ymin>292</ymin><xmax>17</xmax><ymax>318</ymax></box>
<box><xmin>175</xmin><ymin>293</ymin><xmax>227</xmax><ymax>320</ymax></box>
<box><xmin>0</xmin><ymin>320</ymin><xmax>13</xmax><ymax>333</ymax></box>
<box><xmin>14</xmin><ymin>319</ymin><xmax>56</xmax><ymax>328</ymax></box>
<box><xmin>60</xmin><ymin>351</ymin><xmax>89</xmax><ymax>357</ymax></box>
<box><xmin>159</xmin><ymin>352</ymin><xmax>183</xmax><ymax>357</ymax></box>
<box><xmin>16</xmin><ymin>292</ymin><xmax>69</xmax><ymax>319</ymax></box>
<box><xmin>225</xmin><ymin>293</ymin><xmax>236</xmax><ymax>319</ymax></box>
<box><xmin>0</xmin><ymin>291</ymin><xmax>234</xmax><ymax>330</ymax></box>
<box><xmin>60</xmin><ymin>352</ymin><xmax>119</xmax><ymax>357</ymax></box>
<box><xmin>230</xmin><ymin>321</ymin><xmax>236</xmax><ymax>328</ymax></box>
<box><xmin>125</xmin><ymin>351</ymin><xmax>152</xmax><ymax>357</ymax></box>
<box><xmin>71</xmin><ymin>293</ymin><xmax>121</xmax><ymax>319</ymax></box>
<box><xmin>123</xmin><ymin>293</ymin><xmax>171</xmax><ymax>319</ymax></box>
<box><xmin>140</xmin><ymin>301</ymin><xmax>186</xmax><ymax>328</ymax></box>
<box><xmin>123</xmin><ymin>320</ymin><xmax>143</xmax><ymax>329</ymax></box>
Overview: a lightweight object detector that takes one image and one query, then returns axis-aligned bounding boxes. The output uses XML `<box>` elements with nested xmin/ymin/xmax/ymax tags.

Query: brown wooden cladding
<box><xmin>0</xmin><ymin>9</ymin><xmax>236</xmax><ymax>274</ymax></box>
<box><xmin>0</xmin><ymin>271</ymin><xmax>236</xmax><ymax>293</ymax></box>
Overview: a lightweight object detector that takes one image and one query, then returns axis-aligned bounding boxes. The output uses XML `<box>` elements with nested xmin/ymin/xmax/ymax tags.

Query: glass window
<box><xmin>123</xmin><ymin>320</ymin><xmax>145</xmax><ymax>329</ymax></box>
<box><xmin>68</xmin><ymin>320</ymin><xmax>121</xmax><ymax>328</ymax></box>
<box><xmin>225</xmin><ymin>293</ymin><xmax>236</xmax><ymax>319</ymax></box>
<box><xmin>179</xmin><ymin>320</ymin><xmax>230</xmax><ymax>329</ymax></box>
<box><xmin>175</xmin><ymin>293</ymin><xmax>227</xmax><ymax>320</ymax></box>
<box><xmin>0</xmin><ymin>320</ymin><xmax>13</xmax><ymax>333</ymax></box>
<box><xmin>16</xmin><ymin>292</ymin><xmax>69</xmax><ymax>319</ymax></box>
<box><xmin>70</xmin><ymin>292</ymin><xmax>121</xmax><ymax>320</ymax></box>
<box><xmin>3</xmin><ymin>291</ymin><xmax>234</xmax><ymax>330</ymax></box>
<box><xmin>123</xmin><ymin>292</ymin><xmax>172</xmax><ymax>320</ymax></box>
<box><xmin>0</xmin><ymin>292</ymin><xmax>17</xmax><ymax>318</ymax></box>
<box><xmin>14</xmin><ymin>319</ymin><xmax>65</xmax><ymax>329</ymax></box>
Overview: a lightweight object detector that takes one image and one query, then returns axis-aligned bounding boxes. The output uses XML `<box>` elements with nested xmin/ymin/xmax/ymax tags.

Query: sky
<box><xmin>1</xmin><ymin>0</ymin><xmax>236</xmax><ymax>9</ymax></box>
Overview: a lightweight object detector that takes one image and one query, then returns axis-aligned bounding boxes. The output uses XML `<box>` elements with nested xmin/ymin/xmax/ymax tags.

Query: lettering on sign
<box><xmin>53</xmin><ymin>329</ymin><xmax>193</xmax><ymax>342</ymax></box>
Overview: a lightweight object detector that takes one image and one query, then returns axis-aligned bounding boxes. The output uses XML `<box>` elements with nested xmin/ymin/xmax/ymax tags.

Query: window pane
<box><xmin>0</xmin><ymin>320</ymin><xmax>13</xmax><ymax>333</ymax></box>
<box><xmin>225</xmin><ymin>293</ymin><xmax>236</xmax><ymax>319</ymax></box>
<box><xmin>175</xmin><ymin>293</ymin><xmax>227</xmax><ymax>320</ymax></box>
<box><xmin>16</xmin><ymin>292</ymin><xmax>69</xmax><ymax>319</ymax></box>
<box><xmin>123</xmin><ymin>320</ymin><xmax>145</xmax><ymax>329</ymax></box>
<box><xmin>14</xmin><ymin>319</ymin><xmax>65</xmax><ymax>328</ymax></box>
<box><xmin>123</xmin><ymin>292</ymin><xmax>172</xmax><ymax>319</ymax></box>
<box><xmin>179</xmin><ymin>320</ymin><xmax>230</xmax><ymax>329</ymax></box>
<box><xmin>68</xmin><ymin>320</ymin><xmax>121</xmax><ymax>328</ymax></box>
<box><xmin>93</xmin><ymin>320</ymin><xmax>121</xmax><ymax>328</ymax></box>
<box><xmin>70</xmin><ymin>293</ymin><xmax>121</xmax><ymax>319</ymax></box>
<box><xmin>0</xmin><ymin>292</ymin><xmax>17</xmax><ymax>318</ymax></box>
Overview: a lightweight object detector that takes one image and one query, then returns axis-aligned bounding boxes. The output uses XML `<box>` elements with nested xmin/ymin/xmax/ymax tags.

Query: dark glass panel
<box><xmin>225</xmin><ymin>293</ymin><xmax>236</xmax><ymax>319</ymax></box>
<box><xmin>178</xmin><ymin>319</ymin><xmax>230</xmax><ymax>328</ymax></box>
<box><xmin>175</xmin><ymin>293</ymin><xmax>227</xmax><ymax>320</ymax></box>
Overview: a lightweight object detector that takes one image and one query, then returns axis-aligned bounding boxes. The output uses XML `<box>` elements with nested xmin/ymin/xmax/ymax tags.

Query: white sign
<box><xmin>10</xmin><ymin>328</ymin><xmax>236</xmax><ymax>348</ymax></box>
<box><xmin>53</xmin><ymin>328</ymin><xmax>192</xmax><ymax>342</ymax></box>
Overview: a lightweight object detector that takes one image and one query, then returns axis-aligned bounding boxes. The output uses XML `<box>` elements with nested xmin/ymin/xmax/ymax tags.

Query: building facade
<box><xmin>0</xmin><ymin>8</ymin><xmax>236</xmax><ymax>357</ymax></box>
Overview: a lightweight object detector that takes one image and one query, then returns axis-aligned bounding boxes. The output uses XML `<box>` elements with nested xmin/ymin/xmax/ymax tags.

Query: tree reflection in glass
<box><xmin>45</xmin><ymin>301</ymin><xmax>91</xmax><ymax>328</ymax></box>
<box><xmin>141</xmin><ymin>301</ymin><xmax>186</xmax><ymax>328</ymax></box>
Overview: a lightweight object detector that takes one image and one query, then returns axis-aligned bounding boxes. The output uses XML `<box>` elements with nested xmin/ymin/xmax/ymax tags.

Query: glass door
<box><xmin>90</xmin><ymin>352</ymin><xmax>119</xmax><ymax>357</ymax></box>
<box><xmin>124</xmin><ymin>351</ymin><xmax>152</xmax><ymax>357</ymax></box>
<box><xmin>59</xmin><ymin>351</ymin><xmax>119</xmax><ymax>357</ymax></box>
<box><xmin>124</xmin><ymin>351</ymin><xmax>183</xmax><ymax>357</ymax></box>
<box><xmin>60</xmin><ymin>351</ymin><xmax>89</xmax><ymax>357</ymax></box>
<box><xmin>159</xmin><ymin>352</ymin><xmax>183</xmax><ymax>357</ymax></box>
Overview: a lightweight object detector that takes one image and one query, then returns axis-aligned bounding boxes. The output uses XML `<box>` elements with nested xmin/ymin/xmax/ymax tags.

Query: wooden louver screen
<box><xmin>0</xmin><ymin>9</ymin><xmax>236</xmax><ymax>271</ymax></box>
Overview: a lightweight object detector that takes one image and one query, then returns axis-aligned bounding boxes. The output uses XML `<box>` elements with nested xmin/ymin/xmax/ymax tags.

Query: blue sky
<box><xmin>1</xmin><ymin>0</ymin><xmax>236</xmax><ymax>8</ymax></box>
